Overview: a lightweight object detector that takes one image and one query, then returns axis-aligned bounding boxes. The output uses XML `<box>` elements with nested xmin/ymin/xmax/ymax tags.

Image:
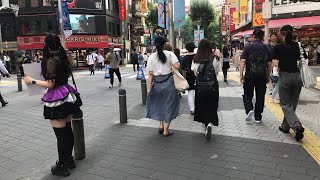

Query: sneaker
<box><xmin>51</xmin><ymin>161</ymin><xmax>70</xmax><ymax>177</ymax></box>
<box><xmin>295</xmin><ymin>126</ymin><xmax>305</xmax><ymax>141</ymax></box>
<box><xmin>270</xmin><ymin>98</ymin><xmax>280</xmax><ymax>104</ymax></box>
<box><xmin>190</xmin><ymin>111</ymin><xmax>195</xmax><ymax>115</ymax></box>
<box><xmin>109</xmin><ymin>85</ymin><xmax>113</xmax><ymax>89</ymax></box>
<box><xmin>118</xmin><ymin>83</ymin><xmax>122</xmax><ymax>87</ymax></box>
<box><xmin>205</xmin><ymin>123</ymin><xmax>212</xmax><ymax>140</ymax></box>
<box><xmin>246</xmin><ymin>110</ymin><xmax>254</xmax><ymax>122</ymax></box>
<box><xmin>255</xmin><ymin>119</ymin><xmax>262</xmax><ymax>124</ymax></box>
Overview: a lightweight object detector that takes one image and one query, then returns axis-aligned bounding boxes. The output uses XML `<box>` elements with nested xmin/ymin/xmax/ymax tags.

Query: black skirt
<box><xmin>44</xmin><ymin>102</ymin><xmax>78</xmax><ymax>120</ymax></box>
<box><xmin>194</xmin><ymin>90</ymin><xmax>219</xmax><ymax>126</ymax></box>
<box><xmin>222</xmin><ymin>62</ymin><xmax>230</xmax><ymax>69</ymax></box>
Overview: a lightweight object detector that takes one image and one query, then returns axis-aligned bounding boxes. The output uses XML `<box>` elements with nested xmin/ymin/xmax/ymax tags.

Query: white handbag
<box><xmin>172</xmin><ymin>68</ymin><xmax>189</xmax><ymax>92</ymax></box>
<box><xmin>298</xmin><ymin>43</ymin><xmax>317</xmax><ymax>89</ymax></box>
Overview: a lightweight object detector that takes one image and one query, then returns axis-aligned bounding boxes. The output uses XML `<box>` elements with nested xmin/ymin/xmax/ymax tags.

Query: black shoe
<box><xmin>279</xmin><ymin>126</ymin><xmax>289</xmax><ymax>133</ymax></box>
<box><xmin>2</xmin><ymin>101</ymin><xmax>8</xmax><ymax>107</ymax></box>
<box><xmin>190</xmin><ymin>111</ymin><xmax>195</xmax><ymax>115</ymax></box>
<box><xmin>51</xmin><ymin>161</ymin><xmax>70</xmax><ymax>177</ymax></box>
<box><xmin>224</xmin><ymin>78</ymin><xmax>227</xmax><ymax>82</ymax></box>
<box><xmin>66</xmin><ymin>156</ymin><xmax>76</xmax><ymax>169</ymax></box>
<box><xmin>295</xmin><ymin>126</ymin><xmax>304</xmax><ymax>141</ymax></box>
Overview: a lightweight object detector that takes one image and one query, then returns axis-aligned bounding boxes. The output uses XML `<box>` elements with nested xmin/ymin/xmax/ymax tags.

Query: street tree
<box><xmin>189</xmin><ymin>0</ymin><xmax>215</xmax><ymax>32</ymax></box>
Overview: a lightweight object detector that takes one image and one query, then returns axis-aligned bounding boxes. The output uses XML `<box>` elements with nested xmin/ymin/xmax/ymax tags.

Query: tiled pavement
<box><xmin>0</xmin><ymin>67</ymin><xmax>319</xmax><ymax>180</ymax></box>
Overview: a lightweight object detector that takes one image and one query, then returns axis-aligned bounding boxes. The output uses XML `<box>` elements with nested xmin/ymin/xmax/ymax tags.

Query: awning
<box><xmin>269</xmin><ymin>16</ymin><xmax>320</xmax><ymax>29</ymax></box>
<box><xmin>233</xmin><ymin>30</ymin><xmax>254</xmax><ymax>37</ymax></box>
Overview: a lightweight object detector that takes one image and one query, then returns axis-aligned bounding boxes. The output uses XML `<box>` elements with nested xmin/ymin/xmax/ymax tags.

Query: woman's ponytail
<box><xmin>284</xmin><ymin>31</ymin><xmax>293</xmax><ymax>47</ymax></box>
<box><xmin>154</xmin><ymin>36</ymin><xmax>167</xmax><ymax>64</ymax></box>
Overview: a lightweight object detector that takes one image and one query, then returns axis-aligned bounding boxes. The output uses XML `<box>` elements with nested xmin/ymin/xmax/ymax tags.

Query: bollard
<box><xmin>72</xmin><ymin>116</ymin><xmax>86</xmax><ymax>160</ymax></box>
<box><xmin>119</xmin><ymin>89</ymin><xmax>127</xmax><ymax>123</ymax></box>
<box><xmin>17</xmin><ymin>73</ymin><xmax>22</xmax><ymax>92</ymax></box>
<box><xmin>141</xmin><ymin>79</ymin><xmax>147</xmax><ymax>105</ymax></box>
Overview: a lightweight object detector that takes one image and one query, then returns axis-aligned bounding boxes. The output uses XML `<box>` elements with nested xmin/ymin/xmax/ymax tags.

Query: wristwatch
<box><xmin>32</xmin><ymin>80</ymin><xmax>36</xmax><ymax>85</ymax></box>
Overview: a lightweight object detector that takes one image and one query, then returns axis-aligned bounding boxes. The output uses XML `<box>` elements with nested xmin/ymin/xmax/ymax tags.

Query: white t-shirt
<box><xmin>86</xmin><ymin>53</ymin><xmax>98</xmax><ymax>65</ymax></box>
<box><xmin>147</xmin><ymin>50</ymin><xmax>179</xmax><ymax>76</ymax></box>
<box><xmin>212</xmin><ymin>48</ymin><xmax>221</xmax><ymax>61</ymax></box>
<box><xmin>4</xmin><ymin>56</ymin><xmax>10</xmax><ymax>62</ymax></box>
<box><xmin>97</xmin><ymin>54</ymin><xmax>104</xmax><ymax>63</ymax></box>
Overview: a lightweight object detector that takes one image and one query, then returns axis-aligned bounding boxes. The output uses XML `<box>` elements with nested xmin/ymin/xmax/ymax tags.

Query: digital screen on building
<box><xmin>70</xmin><ymin>14</ymin><xmax>96</xmax><ymax>34</ymax></box>
<box><xmin>67</xmin><ymin>0</ymin><xmax>103</xmax><ymax>9</ymax></box>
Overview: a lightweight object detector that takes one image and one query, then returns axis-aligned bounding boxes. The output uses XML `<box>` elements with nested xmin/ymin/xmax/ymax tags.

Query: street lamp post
<box><xmin>149</xmin><ymin>26</ymin><xmax>154</xmax><ymax>51</ymax></box>
<box><xmin>197</xmin><ymin>22</ymin><xmax>201</xmax><ymax>46</ymax></box>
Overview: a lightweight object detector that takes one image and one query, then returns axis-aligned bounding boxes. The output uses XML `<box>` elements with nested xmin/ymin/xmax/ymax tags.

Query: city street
<box><xmin>0</xmin><ymin>66</ymin><xmax>320</xmax><ymax>180</ymax></box>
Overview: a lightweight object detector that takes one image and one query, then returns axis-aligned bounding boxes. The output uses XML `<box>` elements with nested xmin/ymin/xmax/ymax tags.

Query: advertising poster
<box><xmin>62</xmin><ymin>0</ymin><xmax>72</xmax><ymax>37</ymax></box>
<box><xmin>174</xmin><ymin>0</ymin><xmax>186</xmax><ymax>29</ymax></box>
<box><xmin>194</xmin><ymin>30</ymin><xmax>204</xmax><ymax>47</ymax></box>
<box><xmin>67</xmin><ymin>0</ymin><xmax>103</xmax><ymax>10</ymax></box>
<box><xmin>229</xmin><ymin>7</ymin><xmax>236</xmax><ymax>32</ymax></box>
<box><xmin>233</xmin><ymin>11</ymin><xmax>239</xmax><ymax>25</ymax></box>
<box><xmin>43</xmin><ymin>0</ymin><xmax>51</xmax><ymax>6</ymax></box>
<box><xmin>158</xmin><ymin>0</ymin><xmax>169</xmax><ymax>29</ymax></box>
<box><xmin>221</xmin><ymin>5</ymin><xmax>227</xmax><ymax>36</ymax></box>
<box><xmin>140</xmin><ymin>0</ymin><xmax>147</xmax><ymax>13</ymax></box>
<box><xmin>69</xmin><ymin>14</ymin><xmax>96</xmax><ymax>34</ymax></box>
<box><xmin>240</xmin><ymin>0</ymin><xmax>248</xmax><ymax>14</ymax></box>
<box><xmin>119</xmin><ymin>0</ymin><xmax>127</xmax><ymax>21</ymax></box>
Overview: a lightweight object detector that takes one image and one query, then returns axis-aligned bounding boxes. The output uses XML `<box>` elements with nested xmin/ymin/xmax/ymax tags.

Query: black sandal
<box><xmin>158</xmin><ymin>128</ymin><xmax>164</xmax><ymax>134</ymax></box>
<box><xmin>163</xmin><ymin>131</ymin><xmax>173</xmax><ymax>137</ymax></box>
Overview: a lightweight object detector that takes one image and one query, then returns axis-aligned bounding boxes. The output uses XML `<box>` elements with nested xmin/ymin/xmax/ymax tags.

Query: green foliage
<box><xmin>179</xmin><ymin>17</ymin><xmax>195</xmax><ymax>43</ymax></box>
<box><xmin>189</xmin><ymin>0</ymin><xmax>214</xmax><ymax>29</ymax></box>
<box><xmin>145</xmin><ymin>3</ymin><xmax>159</xmax><ymax>28</ymax></box>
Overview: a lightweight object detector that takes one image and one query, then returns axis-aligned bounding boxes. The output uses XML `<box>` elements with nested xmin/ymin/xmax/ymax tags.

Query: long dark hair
<box><xmin>173</xmin><ymin>48</ymin><xmax>180</xmax><ymax>59</ymax></box>
<box><xmin>222</xmin><ymin>46</ymin><xmax>229</xmax><ymax>58</ymax></box>
<box><xmin>42</xmin><ymin>34</ymin><xmax>71</xmax><ymax>79</ymax></box>
<box><xmin>280</xmin><ymin>25</ymin><xmax>294</xmax><ymax>48</ymax></box>
<box><xmin>155</xmin><ymin>36</ymin><xmax>167</xmax><ymax>64</ymax></box>
<box><xmin>193</xmin><ymin>38</ymin><xmax>212</xmax><ymax>64</ymax></box>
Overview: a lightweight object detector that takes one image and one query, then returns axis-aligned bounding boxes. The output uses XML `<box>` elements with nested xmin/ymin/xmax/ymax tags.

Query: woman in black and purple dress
<box><xmin>24</xmin><ymin>34</ymin><xmax>78</xmax><ymax>177</ymax></box>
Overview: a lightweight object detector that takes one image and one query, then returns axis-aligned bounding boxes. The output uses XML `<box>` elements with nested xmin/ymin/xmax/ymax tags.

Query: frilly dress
<box><xmin>41</xmin><ymin>56</ymin><xmax>79</xmax><ymax>120</ymax></box>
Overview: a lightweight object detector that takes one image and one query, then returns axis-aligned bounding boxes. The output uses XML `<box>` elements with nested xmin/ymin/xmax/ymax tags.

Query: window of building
<box><xmin>21</xmin><ymin>22</ymin><xmax>30</xmax><ymax>35</ymax></box>
<box><xmin>46</xmin><ymin>20</ymin><xmax>53</xmax><ymax>33</ymax></box>
<box><xmin>17</xmin><ymin>0</ymin><xmax>27</xmax><ymax>8</ymax></box>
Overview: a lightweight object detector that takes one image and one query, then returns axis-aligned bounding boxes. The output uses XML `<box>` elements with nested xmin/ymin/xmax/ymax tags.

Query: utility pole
<box><xmin>168</xmin><ymin>0</ymin><xmax>174</xmax><ymax>46</ymax></box>
<box><xmin>58</xmin><ymin>0</ymin><xmax>66</xmax><ymax>49</ymax></box>
<box><xmin>0</xmin><ymin>24</ymin><xmax>3</xmax><ymax>54</ymax></box>
<box><xmin>262</xmin><ymin>1</ymin><xmax>272</xmax><ymax>44</ymax></box>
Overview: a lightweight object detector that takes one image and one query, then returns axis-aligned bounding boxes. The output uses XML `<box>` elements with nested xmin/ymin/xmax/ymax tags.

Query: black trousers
<box><xmin>0</xmin><ymin>91</ymin><xmax>6</xmax><ymax>104</ymax></box>
<box><xmin>243</xmin><ymin>77</ymin><xmax>267</xmax><ymax>120</ymax></box>
<box><xmin>110</xmin><ymin>68</ymin><xmax>121</xmax><ymax>85</ymax></box>
<box><xmin>132</xmin><ymin>61</ymin><xmax>138</xmax><ymax>72</ymax></box>
<box><xmin>89</xmin><ymin>65</ymin><xmax>95</xmax><ymax>75</ymax></box>
<box><xmin>96</xmin><ymin>63</ymin><xmax>103</xmax><ymax>71</ymax></box>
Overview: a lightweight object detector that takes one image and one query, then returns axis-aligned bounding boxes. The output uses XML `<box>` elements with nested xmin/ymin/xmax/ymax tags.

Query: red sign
<box><xmin>17</xmin><ymin>35</ymin><xmax>111</xmax><ymax>50</ymax></box>
<box><xmin>221</xmin><ymin>5</ymin><xmax>227</xmax><ymax>35</ymax></box>
<box><xmin>119</xmin><ymin>0</ymin><xmax>126</xmax><ymax>21</ymax></box>
<box><xmin>229</xmin><ymin>7</ymin><xmax>236</xmax><ymax>32</ymax></box>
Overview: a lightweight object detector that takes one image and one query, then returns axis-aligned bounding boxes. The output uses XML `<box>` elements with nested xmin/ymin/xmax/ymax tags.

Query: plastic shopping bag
<box><xmin>300</xmin><ymin>61</ymin><xmax>317</xmax><ymax>88</ymax></box>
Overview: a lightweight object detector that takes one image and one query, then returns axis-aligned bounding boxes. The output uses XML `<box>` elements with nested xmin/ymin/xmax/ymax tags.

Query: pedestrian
<box><xmin>233</xmin><ymin>46</ymin><xmax>241</xmax><ymax>71</ymax></box>
<box><xmin>182</xmin><ymin>42</ymin><xmax>196</xmax><ymax>115</ymax></box>
<box><xmin>105</xmin><ymin>46</ymin><xmax>122</xmax><ymax>89</ymax></box>
<box><xmin>131</xmin><ymin>49</ymin><xmax>139</xmax><ymax>72</ymax></box>
<box><xmin>146</xmin><ymin>36</ymin><xmax>180</xmax><ymax>137</ymax></box>
<box><xmin>191</xmin><ymin>39</ymin><xmax>219</xmax><ymax>140</ymax></box>
<box><xmin>267</xmin><ymin>33</ymin><xmax>278</xmax><ymax>95</ymax></box>
<box><xmin>23</xmin><ymin>34</ymin><xmax>80</xmax><ymax>176</ymax></box>
<box><xmin>211</xmin><ymin>42</ymin><xmax>221</xmax><ymax>77</ymax></box>
<box><xmin>317</xmin><ymin>42</ymin><xmax>320</xmax><ymax>64</ymax></box>
<box><xmin>164</xmin><ymin>43</ymin><xmax>173</xmax><ymax>51</ymax></box>
<box><xmin>86</xmin><ymin>51</ymin><xmax>97</xmax><ymax>75</ymax></box>
<box><xmin>272</xmin><ymin>25</ymin><xmax>305</xmax><ymax>141</ymax></box>
<box><xmin>240</xmin><ymin>28</ymin><xmax>272</xmax><ymax>124</ymax></box>
<box><xmin>3</xmin><ymin>52</ymin><xmax>11</xmax><ymax>73</ymax></box>
<box><xmin>222</xmin><ymin>46</ymin><xmax>231</xmax><ymax>83</ymax></box>
<box><xmin>0</xmin><ymin>60</ymin><xmax>10</xmax><ymax>107</ymax></box>
<box><xmin>143</xmin><ymin>52</ymin><xmax>148</xmax><ymax>68</ymax></box>
<box><xmin>96</xmin><ymin>52</ymin><xmax>104</xmax><ymax>71</ymax></box>
<box><xmin>138</xmin><ymin>52</ymin><xmax>144</xmax><ymax>67</ymax></box>
<box><xmin>270</xmin><ymin>65</ymin><xmax>279</xmax><ymax>103</ymax></box>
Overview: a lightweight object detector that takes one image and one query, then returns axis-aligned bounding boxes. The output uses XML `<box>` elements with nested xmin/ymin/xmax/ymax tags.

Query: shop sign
<box><xmin>17</xmin><ymin>36</ymin><xmax>46</xmax><ymax>50</ymax></box>
<box><xmin>229</xmin><ymin>7</ymin><xmax>236</xmax><ymax>32</ymax></box>
<box><xmin>108</xmin><ymin>37</ymin><xmax>124</xmax><ymax>44</ymax></box>
<box><xmin>229</xmin><ymin>0</ymin><xmax>237</xmax><ymax>3</ymax></box>
<box><xmin>233</xmin><ymin>11</ymin><xmax>239</xmax><ymax>25</ymax></box>
<box><xmin>119</xmin><ymin>0</ymin><xmax>127</xmax><ymax>21</ymax></box>
<box><xmin>221</xmin><ymin>5</ymin><xmax>227</xmax><ymax>35</ymax></box>
<box><xmin>240</xmin><ymin>0</ymin><xmax>248</xmax><ymax>14</ymax></box>
<box><xmin>140</xmin><ymin>0</ymin><xmax>147</xmax><ymax>13</ymax></box>
<box><xmin>262</xmin><ymin>1</ymin><xmax>272</xmax><ymax>19</ymax></box>
<box><xmin>273</xmin><ymin>0</ymin><xmax>305</xmax><ymax>6</ymax></box>
<box><xmin>253</xmin><ymin>13</ymin><xmax>265</xmax><ymax>27</ymax></box>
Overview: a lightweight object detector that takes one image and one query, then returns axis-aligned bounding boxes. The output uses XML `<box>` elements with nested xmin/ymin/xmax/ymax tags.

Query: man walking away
<box><xmin>131</xmin><ymin>49</ymin><xmax>139</xmax><ymax>72</ymax></box>
<box><xmin>143</xmin><ymin>52</ymin><xmax>148</xmax><ymax>68</ymax></box>
<box><xmin>106</xmin><ymin>46</ymin><xmax>122</xmax><ymax>89</ymax></box>
<box><xmin>97</xmin><ymin>52</ymin><xmax>104</xmax><ymax>71</ymax></box>
<box><xmin>86</xmin><ymin>51</ymin><xmax>97</xmax><ymax>75</ymax></box>
<box><xmin>240</xmin><ymin>28</ymin><xmax>272</xmax><ymax>124</ymax></box>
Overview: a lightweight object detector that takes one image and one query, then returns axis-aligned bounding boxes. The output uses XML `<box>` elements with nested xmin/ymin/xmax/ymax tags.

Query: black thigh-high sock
<box><xmin>53</xmin><ymin>127</ymin><xmax>68</xmax><ymax>164</ymax></box>
<box><xmin>65</xmin><ymin>122</ymin><xmax>74</xmax><ymax>158</ymax></box>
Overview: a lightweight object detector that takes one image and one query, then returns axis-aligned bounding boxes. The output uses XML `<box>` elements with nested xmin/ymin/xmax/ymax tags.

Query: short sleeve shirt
<box><xmin>241</xmin><ymin>40</ymin><xmax>271</xmax><ymax>68</ymax></box>
<box><xmin>272</xmin><ymin>42</ymin><xmax>300</xmax><ymax>73</ymax></box>
<box><xmin>107</xmin><ymin>52</ymin><xmax>119</xmax><ymax>69</ymax></box>
<box><xmin>147</xmin><ymin>50</ymin><xmax>179</xmax><ymax>76</ymax></box>
<box><xmin>86</xmin><ymin>53</ymin><xmax>97</xmax><ymax>65</ymax></box>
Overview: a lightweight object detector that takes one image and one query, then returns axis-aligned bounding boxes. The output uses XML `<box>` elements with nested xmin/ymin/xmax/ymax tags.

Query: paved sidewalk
<box><xmin>0</xmin><ymin>67</ymin><xmax>319</xmax><ymax>180</ymax></box>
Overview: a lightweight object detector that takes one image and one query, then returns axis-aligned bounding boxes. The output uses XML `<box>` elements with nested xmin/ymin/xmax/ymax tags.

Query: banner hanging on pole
<box><xmin>158</xmin><ymin>0</ymin><xmax>169</xmax><ymax>29</ymax></box>
<box><xmin>240</xmin><ymin>0</ymin><xmax>248</xmax><ymax>14</ymax></box>
<box><xmin>62</xmin><ymin>0</ymin><xmax>72</xmax><ymax>38</ymax></box>
<box><xmin>119</xmin><ymin>0</ymin><xmax>127</xmax><ymax>21</ymax></box>
<box><xmin>173</xmin><ymin>0</ymin><xmax>186</xmax><ymax>29</ymax></box>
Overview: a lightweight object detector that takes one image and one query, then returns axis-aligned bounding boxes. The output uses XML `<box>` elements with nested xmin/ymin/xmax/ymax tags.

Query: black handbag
<box><xmin>70</xmin><ymin>71</ymin><xmax>83</xmax><ymax>118</ymax></box>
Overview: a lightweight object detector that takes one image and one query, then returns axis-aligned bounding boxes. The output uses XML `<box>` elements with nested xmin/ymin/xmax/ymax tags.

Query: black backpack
<box><xmin>196</xmin><ymin>59</ymin><xmax>219</xmax><ymax>97</ymax></box>
<box><xmin>248</xmin><ymin>45</ymin><xmax>269</xmax><ymax>78</ymax></box>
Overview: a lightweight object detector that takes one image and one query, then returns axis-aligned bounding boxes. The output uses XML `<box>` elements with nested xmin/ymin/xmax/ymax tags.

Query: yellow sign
<box><xmin>140</xmin><ymin>0</ymin><xmax>147</xmax><ymax>13</ymax></box>
<box><xmin>233</xmin><ymin>11</ymin><xmax>239</xmax><ymax>24</ymax></box>
<box><xmin>229</xmin><ymin>0</ymin><xmax>237</xmax><ymax>3</ymax></box>
<box><xmin>253</xmin><ymin>13</ymin><xmax>265</xmax><ymax>27</ymax></box>
<box><xmin>240</xmin><ymin>0</ymin><xmax>248</xmax><ymax>14</ymax></box>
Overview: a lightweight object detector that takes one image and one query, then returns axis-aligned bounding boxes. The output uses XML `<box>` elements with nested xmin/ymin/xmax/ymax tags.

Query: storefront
<box><xmin>17</xmin><ymin>35</ymin><xmax>123</xmax><ymax>67</ymax></box>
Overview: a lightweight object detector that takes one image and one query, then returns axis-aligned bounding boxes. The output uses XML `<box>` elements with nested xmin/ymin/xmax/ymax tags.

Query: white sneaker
<box><xmin>246</xmin><ymin>110</ymin><xmax>254</xmax><ymax>122</ymax></box>
<box><xmin>205</xmin><ymin>123</ymin><xmax>212</xmax><ymax>140</ymax></box>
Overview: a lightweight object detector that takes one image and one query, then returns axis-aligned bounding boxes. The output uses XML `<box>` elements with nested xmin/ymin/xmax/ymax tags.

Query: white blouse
<box><xmin>147</xmin><ymin>50</ymin><xmax>179</xmax><ymax>76</ymax></box>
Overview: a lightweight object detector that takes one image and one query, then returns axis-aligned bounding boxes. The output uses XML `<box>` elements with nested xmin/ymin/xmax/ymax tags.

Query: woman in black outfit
<box><xmin>182</xmin><ymin>42</ymin><xmax>196</xmax><ymax>115</ymax></box>
<box><xmin>24</xmin><ymin>34</ymin><xmax>79</xmax><ymax>176</ymax></box>
<box><xmin>222</xmin><ymin>46</ymin><xmax>231</xmax><ymax>82</ymax></box>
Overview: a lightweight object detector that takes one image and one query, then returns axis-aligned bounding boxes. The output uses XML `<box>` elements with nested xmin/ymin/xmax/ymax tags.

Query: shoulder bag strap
<box><xmin>70</xmin><ymin>69</ymin><xmax>78</xmax><ymax>91</ymax></box>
